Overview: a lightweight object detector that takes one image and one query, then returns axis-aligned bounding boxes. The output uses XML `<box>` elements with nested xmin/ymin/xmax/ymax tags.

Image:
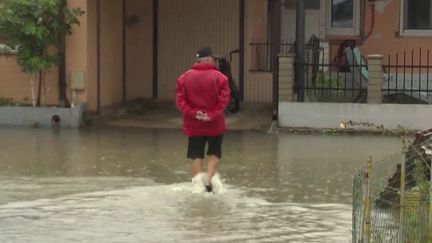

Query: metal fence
<box><xmin>250</xmin><ymin>39</ymin><xmax>432</xmax><ymax>104</ymax></box>
<box><xmin>382</xmin><ymin>49</ymin><xmax>432</xmax><ymax>104</ymax></box>
<box><xmin>352</xmin><ymin>128</ymin><xmax>432</xmax><ymax>242</ymax></box>
<box><xmin>249</xmin><ymin>40</ymin><xmax>294</xmax><ymax>72</ymax></box>
<box><xmin>300</xmin><ymin>43</ymin><xmax>368</xmax><ymax>103</ymax></box>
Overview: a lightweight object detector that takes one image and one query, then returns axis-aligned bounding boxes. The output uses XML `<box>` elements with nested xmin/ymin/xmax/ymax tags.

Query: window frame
<box><xmin>325</xmin><ymin>0</ymin><xmax>361</xmax><ymax>36</ymax></box>
<box><xmin>399</xmin><ymin>0</ymin><xmax>432</xmax><ymax>37</ymax></box>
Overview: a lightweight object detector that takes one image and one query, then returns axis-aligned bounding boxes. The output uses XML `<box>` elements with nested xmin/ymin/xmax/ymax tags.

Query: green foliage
<box><xmin>0</xmin><ymin>97</ymin><xmax>27</xmax><ymax>106</ymax></box>
<box><xmin>0</xmin><ymin>0</ymin><xmax>84</xmax><ymax>74</ymax></box>
<box><xmin>344</xmin><ymin>120</ymin><xmax>432</xmax><ymax>241</ymax></box>
<box><xmin>0</xmin><ymin>97</ymin><xmax>14</xmax><ymax>106</ymax></box>
<box><xmin>311</xmin><ymin>71</ymin><xmax>355</xmax><ymax>102</ymax></box>
<box><xmin>315</xmin><ymin>71</ymin><xmax>342</xmax><ymax>89</ymax></box>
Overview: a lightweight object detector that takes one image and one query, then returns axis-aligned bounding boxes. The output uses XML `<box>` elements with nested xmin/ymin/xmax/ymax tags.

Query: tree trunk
<box><xmin>29</xmin><ymin>75</ymin><xmax>36</xmax><ymax>107</ymax></box>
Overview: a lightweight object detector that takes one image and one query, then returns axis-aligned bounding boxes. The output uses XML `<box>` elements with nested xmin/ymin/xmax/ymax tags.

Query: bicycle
<box><xmin>215</xmin><ymin>49</ymin><xmax>241</xmax><ymax>113</ymax></box>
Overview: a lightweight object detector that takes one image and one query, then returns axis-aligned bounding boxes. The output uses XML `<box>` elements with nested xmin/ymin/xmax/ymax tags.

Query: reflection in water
<box><xmin>0</xmin><ymin>128</ymin><xmax>403</xmax><ymax>242</ymax></box>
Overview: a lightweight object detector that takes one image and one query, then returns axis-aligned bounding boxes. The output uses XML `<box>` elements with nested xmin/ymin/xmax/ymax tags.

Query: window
<box><xmin>400</xmin><ymin>0</ymin><xmax>432</xmax><ymax>36</ymax></box>
<box><xmin>326</xmin><ymin>0</ymin><xmax>360</xmax><ymax>36</ymax></box>
<box><xmin>331</xmin><ymin>0</ymin><xmax>353</xmax><ymax>28</ymax></box>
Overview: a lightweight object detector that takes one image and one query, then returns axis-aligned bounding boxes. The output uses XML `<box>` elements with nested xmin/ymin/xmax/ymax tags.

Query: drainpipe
<box><xmin>239</xmin><ymin>0</ymin><xmax>245</xmax><ymax>101</ymax></box>
<box><xmin>122</xmin><ymin>0</ymin><xmax>127</xmax><ymax>103</ymax></box>
<box><xmin>152</xmin><ymin>0</ymin><xmax>158</xmax><ymax>99</ymax></box>
<box><xmin>58</xmin><ymin>0</ymin><xmax>69</xmax><ymax>107</ymax></box>
<box><xmin>364</xmin><ymin>4</ymin><xmax>376</xmax><ymax>42</ymax></box>
<box><xmin>96</xmin><ymin>0</ymin><xmax>101</xmax><ymax>114</ymax></box>
<box><xmin>269</xmin><ymin>0</ymin><xmax>281</xmax><ymax>121</ymax></box>
<box><xmin>295</xmin><ymin>0</ymin><xmax>305</xmax><ymax>102</ymax></box>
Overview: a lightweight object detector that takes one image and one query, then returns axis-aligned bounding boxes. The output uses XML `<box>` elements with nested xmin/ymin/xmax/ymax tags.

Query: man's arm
<box><xmin>175</xmin><ymin>75</ymin><xmax>197</xmax><ymax>119</ymax></box>
<box><xmin>206</xmin><ymin>75</ymin><xmax>231</xmax><ymax>121</ymax></box>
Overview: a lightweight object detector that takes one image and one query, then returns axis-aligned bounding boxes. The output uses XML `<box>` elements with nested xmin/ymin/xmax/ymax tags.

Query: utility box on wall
<box><xmin>70</xmin><ymin>71</ymin><xmax>85</xmax><ymax>91</ymax></box>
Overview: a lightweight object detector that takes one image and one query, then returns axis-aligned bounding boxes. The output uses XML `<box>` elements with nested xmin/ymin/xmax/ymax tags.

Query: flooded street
<box><xmin>0</xmin><ymin>128</ymin><xmax>403</xmax><ymax>242</ymax></box>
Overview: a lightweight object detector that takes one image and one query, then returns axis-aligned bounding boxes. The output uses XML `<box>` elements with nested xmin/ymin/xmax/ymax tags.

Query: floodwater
<box><xmin>0</xmin><ymin>128</ymin><xmax>403</xmax><ymax>243</ymax></box>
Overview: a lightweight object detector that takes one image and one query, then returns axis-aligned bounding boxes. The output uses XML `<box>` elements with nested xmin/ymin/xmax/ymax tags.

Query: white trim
<box><xmin>400</xmin><ymin>30</ymin><xmax>432</xmax><ymax>37</ymax></box>
<box><xmin>399</xmin><ymin>0</ymin><xmax>432</xmax><ymax>37</ymax></box>
<box><xmin>325</xmin><ymin>0</ymin><xmax>360</xmax><ymax>36</ymax></box>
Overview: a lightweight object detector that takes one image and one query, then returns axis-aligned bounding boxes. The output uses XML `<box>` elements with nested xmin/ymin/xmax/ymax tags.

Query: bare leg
<box><xmin>191</xmin><ymin>159</ymin><xmax>202</xmax><ymax>176</ymax></box>
<box><xmin>206</xmin><ymin>155</ymin><xmax>219</xmax><ymax>184</ymax></box>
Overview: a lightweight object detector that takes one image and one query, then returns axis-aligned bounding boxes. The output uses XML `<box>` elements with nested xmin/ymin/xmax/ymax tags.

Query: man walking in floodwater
<box><xmin>175</xmin><ymin>47</ymin><xmax>231</xmax><ymax>193</ymax></box>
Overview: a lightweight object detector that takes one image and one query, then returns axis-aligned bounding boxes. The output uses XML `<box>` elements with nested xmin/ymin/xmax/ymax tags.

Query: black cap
<box><xmin>196</xmin><ymin>47</ymin><xmax>213</xmax><ymax>59</ymax></box>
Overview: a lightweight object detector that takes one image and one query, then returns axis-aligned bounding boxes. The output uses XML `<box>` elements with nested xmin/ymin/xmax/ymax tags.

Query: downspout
<box><xmin>361</xmin><ymin>1</ymin><xmax>376</xmax><ymax>43</ymax></box>
<box><xmin>269</xmin><ymin>0</ymin><xmax>281</xmax><ymax>120</ymax></box>
<box><xmin>96</xmin><ymin>0</ymin><xmax>101</xmax><ymax>114</ymax></box>
<box><xmin>239</xmin><ymin>0</ymin><xmax>245</xmax><ymax>101</ymax></box>
<box><xmin>364</xmin><ymin>4</ymin><xmax>376</xmax><ymax>41</ymax></box>
<box><xmin>122</xmin><ymin>0</ymin><xmax>127</xmax><ymax>103</ymax></box>
<box><xmin>152</xmin><ymin>0</ymin><xmax>158</xmax><ymax>99</ymax></box>
<box><xmin>59</xmin><ymin>0</ymin><xmax>69</xmax><ymax>107</ymax></box>
<box><xmin>360</xmin><ymin>0</ymin><xmax>366</xmax><ymax>42</ymax></box>
<box><xmin>295</xmin><ymin>0</ymin><xmax>305</xmax><ymax>102</ymax></box>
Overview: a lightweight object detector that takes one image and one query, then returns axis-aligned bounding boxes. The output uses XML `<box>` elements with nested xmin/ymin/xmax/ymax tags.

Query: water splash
<box><xmin>171</xmin><ymin>172</ymin><xmax>226</xmax><ymax>195</ymax></box>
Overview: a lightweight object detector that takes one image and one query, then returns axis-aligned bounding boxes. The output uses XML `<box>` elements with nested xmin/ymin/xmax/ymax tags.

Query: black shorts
<box><xmin>187</xmin><ymin>134</ymin><xmax>224</xmax><ymax>159</ymax></box>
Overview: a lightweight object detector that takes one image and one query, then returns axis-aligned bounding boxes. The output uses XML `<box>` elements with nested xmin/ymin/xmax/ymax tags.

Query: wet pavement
<box><xmin>94</xmin><ymin>100</ymin><xmax>274</xmax><ymax>131</ymax></box>
<box><xmin>0</xmin><ymin>127</ymin><xmax>404</xmax><ymax>242</ymax></box>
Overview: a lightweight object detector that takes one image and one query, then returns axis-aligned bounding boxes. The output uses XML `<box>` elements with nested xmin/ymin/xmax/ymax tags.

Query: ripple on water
<box><xmin>0</xmin><ymin>178</ymin><xmax>351</xmax><ymax>243</ymax></box>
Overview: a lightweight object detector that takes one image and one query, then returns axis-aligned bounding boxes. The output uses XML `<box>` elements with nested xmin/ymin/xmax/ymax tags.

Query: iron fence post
<box><xmin>429</xmin><ymin>153</ymin><xmax>432</xmax><ymax>240</ymax></box>
<box><xmin>364</xmin><ymin>156</ymin><xmax>373</xmax><ymax>243</ymax></box>
<box><xmin>295</xmin><ymin>0</ymin><xmax>305</xmax><ymax>102</ymax></box>
<box><xmin>399</xmin><ymin>149</ymin><xmax>406</xmax><ymax>242</ymax></box>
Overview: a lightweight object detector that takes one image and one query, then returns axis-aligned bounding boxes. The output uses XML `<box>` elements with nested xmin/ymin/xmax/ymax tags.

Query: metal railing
<box><xmin>382</xmin><ymin>48</ymin><xmax>432</xmax><ymax>104</ymax></box>
<box><xmin>250</xmin><ymin>38</ymin><xmax>432</xmax><ymax>104</ymax></box>
<box><xmin>249</xmin><ymin>40</ymin><xmax>294</xmax><ymax>72</ymax></box>
<box><xmin>299</xmin><ymin>47</ymin><xmax>368</xmax><ymax>103</ymax></box>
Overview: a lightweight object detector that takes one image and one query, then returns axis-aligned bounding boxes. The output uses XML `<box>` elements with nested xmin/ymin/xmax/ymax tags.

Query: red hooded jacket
<box><xmin>175</xmin><ymin>62</ymin><xmax>231</xmax><ymax>136</ymax></box>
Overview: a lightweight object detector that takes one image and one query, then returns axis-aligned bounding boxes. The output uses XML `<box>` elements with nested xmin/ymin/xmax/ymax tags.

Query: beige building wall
<box><xmin>158</xmin><ymin>0</ymin><xmax>240</xmax><ymax>100</ymax></box>
<box><xmin>125</xmin><ymin>0</ymin><xmax>153</xmax><ymax>100</ymax></box>
<box><xmin>0</xmin><ymin>56</ymin><xmax>58</xmax><ymax>105</ymax></box>
<box><xmin>244</xmin><ymin>0</ymin><xmax>272</xmax><ymax>102</ymax></box>
<box><xmin>99</xmin><ymin>0</ymin><xmax>124</xmax><ymax>108</ymax></box>
<box><xmin>0</xmin><ymin>0</ymin><xmax>88</xmax><ymax>108</ymax></box>
<box><xmin>1</xmin><ymin>0</ymin><xmax>278</xmax><ymax>109</ymax></box>
<box><xmin>67</xmin><ymin>0</ymin><xmax>125</xmax><ymax>112</ymax></box>
<box><xmin>86</xmin><ymin>0</ymin><xmax>98</xmax><ymax>111</ymax></box>
<box><xmin>66</xmin><ymin>0</ymin><xmax>90</xmax><ymax>108</ymax></box>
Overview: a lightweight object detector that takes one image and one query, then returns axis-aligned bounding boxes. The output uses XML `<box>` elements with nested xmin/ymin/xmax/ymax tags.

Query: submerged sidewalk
<box><xmin>94</xmin><ymin>100</ymin><xmax>274</xmax><ymax>131</ymax></box>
